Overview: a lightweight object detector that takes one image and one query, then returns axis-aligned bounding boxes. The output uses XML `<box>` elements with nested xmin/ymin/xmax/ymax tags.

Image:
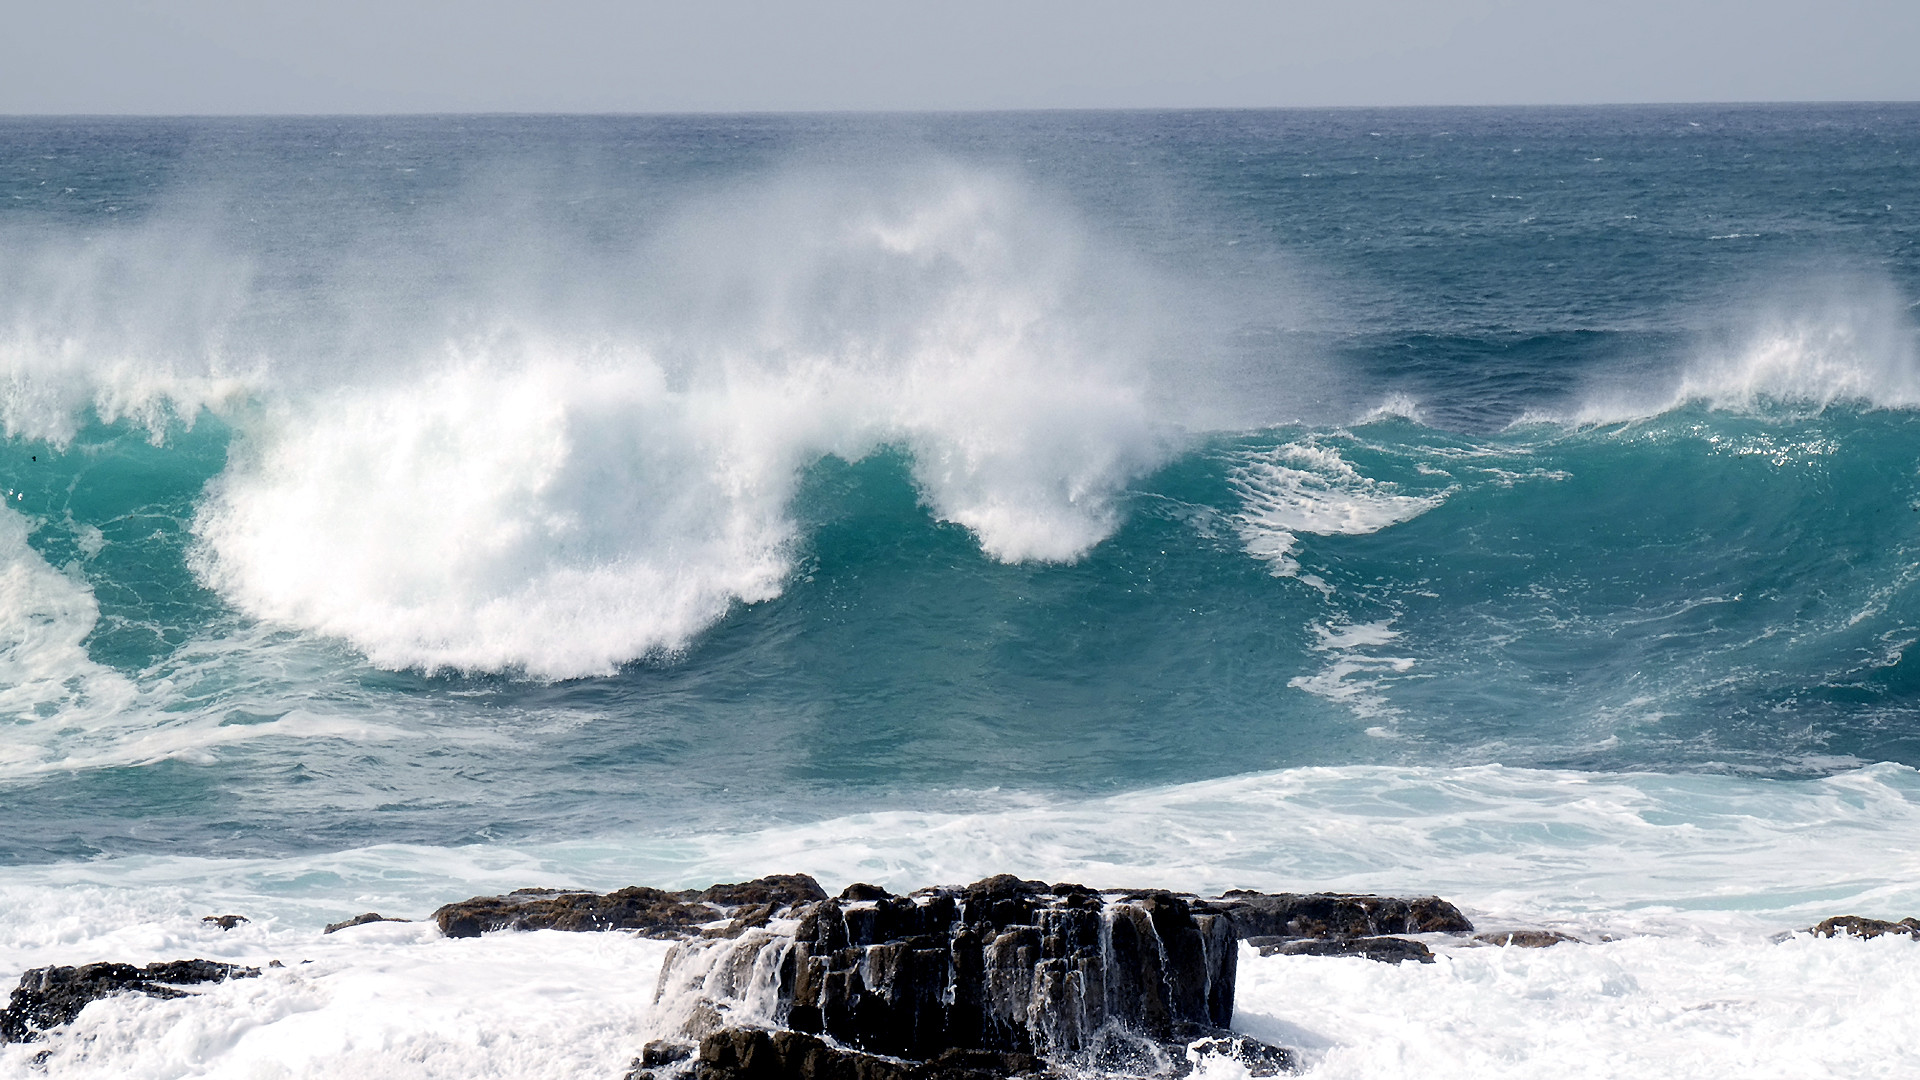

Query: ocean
<box><xmin>2</xmin><ymin>104</ymin><xmax>1919</xmax><ymax>1077</ymax></box>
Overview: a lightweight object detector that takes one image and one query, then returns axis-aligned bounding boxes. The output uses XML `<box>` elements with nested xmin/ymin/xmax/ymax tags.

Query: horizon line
<box><xmin>4</xmin><ymin>99</ymin><xmax>1919</xmax><ymax>121</ymax></box>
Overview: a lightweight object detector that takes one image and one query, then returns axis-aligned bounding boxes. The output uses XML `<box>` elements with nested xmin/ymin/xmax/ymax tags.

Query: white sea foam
<box><xmin>1286</xmin><ymin>620</ymin><xmax>1418</xmax><ymax>724</ymax></box>
<box><xmin>0</xmin><ymin>507</ymin><xmax>140</xmax><ymax>769</ymax></box>
<box><xmin>4</xmin><ymin>763</ymin><xmax>1919</xmax><ymax>1078</ymax></box>
<box><xmin>1228</xmin><ymin>442</ymin><xmax>1446</xmax><ymax>578</ymax></box>
<box><xmin>1233</xmin><ymin>932</ymin><xmax>1920</xmax><ymax>1079</ymax></box>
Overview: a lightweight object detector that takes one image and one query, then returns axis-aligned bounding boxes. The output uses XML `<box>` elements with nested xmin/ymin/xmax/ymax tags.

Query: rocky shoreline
<box><xmin>5</xmin><ymin>873</ymin><xmax>1914</xmax><ymax>1078</ymax></box>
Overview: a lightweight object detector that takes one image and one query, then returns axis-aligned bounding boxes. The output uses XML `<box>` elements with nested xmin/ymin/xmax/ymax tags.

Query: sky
<box><xmin>3</xmin><ymin>0</ymin><xmax>1916</xmax><ymax>114</ymax></box>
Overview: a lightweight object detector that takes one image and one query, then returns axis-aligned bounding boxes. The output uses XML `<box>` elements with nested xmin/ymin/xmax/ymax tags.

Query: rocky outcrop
<box><xmin>432</xmin><ymin>875</ymin><xmax>829</xmax><ymax>939</ymax></box>
<box><xmin>639</xmin><ymin>875</ymin><xmax>1290</xmax><ymax>1079</ymax></box>
<box><xmin>201</xmin><ymin>915</ymin><xmax>249</xmax><ymax>931</ymax></box>
<box><xmin>1</xmin><ymin>960</ymin><xmax>259</xmax><ymax>1044</ymax></box>
<box><xmin>784</xmin><ymin>875</ymin><xmax>1236</xmax><ymax>1057</ymax></box>
<box><xmin>427</xmin><ymin>876</ymin><xmax>1492</xmax><ymax>1077</ymax></box>
<box><xmin>1806</xmin><ymin>915</ymin><xmax>1920</xmax><ymax>940</ymax></box>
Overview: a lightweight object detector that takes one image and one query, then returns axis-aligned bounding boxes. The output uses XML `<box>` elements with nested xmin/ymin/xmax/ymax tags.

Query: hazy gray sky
<box><xmin>5</xmin><ymin>0</ymin><xmax>1916</xmax><ymax>114</ymax></box>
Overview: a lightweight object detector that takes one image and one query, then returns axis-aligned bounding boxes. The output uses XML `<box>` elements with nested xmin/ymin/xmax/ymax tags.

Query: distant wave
<box><xmin>1558</xmin><ymin>278</ymin><xmax>1920</xmax><ymax>425</ymax></box>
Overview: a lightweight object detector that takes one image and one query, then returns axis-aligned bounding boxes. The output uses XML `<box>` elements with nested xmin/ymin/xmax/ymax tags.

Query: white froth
<box><xmin>4</xmin><ymin>764</ymin><xmax>1920</xmax><ymax>1078</ymax></box>
<box><xmin>0</xmin><ymin>918</ymin><xmax>671</xmax><ymax>1080</ymax></box>
<box><xmin>190</xmin><ymin>350</ymin><xmax>795</xmax><ymax>678</ymax></box>
<box><xmin>1235</xmin><ymin>934</ymin><xmax>1920</xmax><ymax>1079</ymax></box>
<box><xmin>1229</xmin><ymin>442</ymin><xmax>1445</xmax><ymax>577</ymax></box>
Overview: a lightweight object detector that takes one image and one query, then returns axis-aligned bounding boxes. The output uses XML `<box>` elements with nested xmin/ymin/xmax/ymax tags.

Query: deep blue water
<box><xmin>1</xmin><ymin>105</ymin><xmax>1918</xmax><ymax>863</ymax></box>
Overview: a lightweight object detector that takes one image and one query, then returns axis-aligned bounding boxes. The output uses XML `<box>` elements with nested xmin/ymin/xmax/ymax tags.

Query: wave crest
<box><xmin>188</xmin><ymin>167</ymin><xmax>1181</xmax><ymax>677</ymax></box>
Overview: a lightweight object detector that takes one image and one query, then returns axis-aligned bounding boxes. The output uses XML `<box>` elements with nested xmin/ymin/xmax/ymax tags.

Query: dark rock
<box><xmin>434</xmin><ymin>886</ymin><xmax>698</xmax><ymax>939</ymax></box>
<box><xmin>324</xmin><ymin>912</ymin><xmax>411</xmax><ymax>934</ymax></box>
<box><xmin>1807</xmin><ymin>915</ymin><xmax>1920</xmax><ymax>940</ymax></box>
<box><xmin>1200</xmin><ymin>891</ymin><xmax>1472</xmax><ymax>938</ymax></box>
<box><xmin>698</xmin><ymin>875</ymin><xmax>829</xmax><ymax>909</ymax></box>
<box><xmin>839</xmin><ymin>883</ymin><xmax>892</xmax><ymax>902</ymax></box>
<box><xmin>201</xmin><ymin>915</ymin><xmax>249</xmax><ymax>931</ymax></box>
<box><xmin>1</xmin><ymin>960</ymin><xmax>260</xmax><ymax>1043</ymax></box>
<box><xmin>1474</xmin><ymin>930</ymin><xmax>1581</xmax><ymax>948</ymax></box>
<box><xmin>1249</xmin><ymin>935</ymin><xmax>1435</xmax><ymax>964</ymax></box>
<box><xmin>432</xmin><ymin>875</ymin><xmax>825</xmax><ymax>939</ymax></box>
<box><xmin>656</xmin><ymin>874</ymin><xmax>1241</xmax><ymax>1072</ymax></box>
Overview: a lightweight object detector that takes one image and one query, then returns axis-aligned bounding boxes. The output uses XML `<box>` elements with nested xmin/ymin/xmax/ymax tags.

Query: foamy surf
<box><xmin>4</xmin><ymin>763</ymin><xmax>1920</xmax><ymax>1078</ymax></box>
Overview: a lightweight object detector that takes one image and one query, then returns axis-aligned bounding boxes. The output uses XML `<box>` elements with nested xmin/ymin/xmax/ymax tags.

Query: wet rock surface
<box><xmin>783</xmin><ymin>875</ymin><xmax>1237</xmax><ymax>1057</ymax></box>
<box><xmin>1249</xmin><ymin>935</ymin><xmax>1436</xmax><ymax>964</ymax></box>
<box><xmin>433</xmin><ymin>875</ymin><xmax>829</xmax><ymax>939</ymax></box>
<box><xmin>1197</xmin><ymin>891</ymin><xmax>1472</xmax><ymax>939</ymax></box>
<box><xmin>640</xmin><ymin>875</ymin><xmax>1293</xmax><ymax>1079</ymax></box>
<box><xmin>1</xmin><ymin>960</ymin><xmax>259</xmax><ymax>1044</ymax></box>
<box><xmin>1806</xmin><ymin>915</ymin><xmax>1920</xmax><ymax>940</ymax></box>
<box><xmin>201</xmin><ymin>915</ymin><xmax>249</xmax><ymax>931</ymax></box>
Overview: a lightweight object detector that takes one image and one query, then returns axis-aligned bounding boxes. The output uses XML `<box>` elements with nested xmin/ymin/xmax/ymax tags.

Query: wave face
<box><xmin>0</xmin><ymin>107</ymin><xmax>1918</xmax><ymax>865</ymax></box>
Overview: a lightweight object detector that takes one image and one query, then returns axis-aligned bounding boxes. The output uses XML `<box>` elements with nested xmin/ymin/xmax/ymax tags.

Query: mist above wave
<box><xmin>1560</xmin><ymin>276</ymin><xmax>1920</xmax><ymax>425</ymax></box>
<box><xmin>24</xmin><ymin>164</ymin><xmax>1199</xmax><ymax>678</ymax></box>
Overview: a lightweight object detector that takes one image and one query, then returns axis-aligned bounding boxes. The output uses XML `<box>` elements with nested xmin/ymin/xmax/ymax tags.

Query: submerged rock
<box><xmin>201</xmin><ymin>915</ymin><xmax>249</xmax><ymax>931</ymax></box>
<box><xmin>1473</xmin><ymin>930</ymin><xmax>1581</xmax><ymax>948</ymax></box>
<box><xmin>432</xmin><ymin>875</ymin><xmax>828</xmax><ymax>939</ymax></box>
<box><xmin>1806</xmin><ymin>915</ymin><xmax>1920</xmax><ymax>940</ymax></box>
<box><xmin>324</xmin><ymin>912</ymin><xmax>411</xmax><ymax>934</ymax></box>
<box><xmin>1</xmin><ymin>960</ymin><xmax>259</xmax><ymax>1044</ymax></box>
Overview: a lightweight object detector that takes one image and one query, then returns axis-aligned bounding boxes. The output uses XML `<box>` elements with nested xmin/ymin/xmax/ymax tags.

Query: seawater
<box><xmin>2</xmin><ymin>106</ymin><xmax>1920</xmax><ymax>1078</ymax></box>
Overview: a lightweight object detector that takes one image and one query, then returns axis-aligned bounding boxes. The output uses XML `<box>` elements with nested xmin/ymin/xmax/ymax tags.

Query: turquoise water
<box><xmin>1</xmin><ymin>105</ymin><xmax>1918</xmax><ymax>863</ymax></box>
